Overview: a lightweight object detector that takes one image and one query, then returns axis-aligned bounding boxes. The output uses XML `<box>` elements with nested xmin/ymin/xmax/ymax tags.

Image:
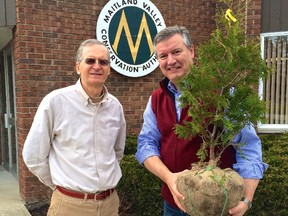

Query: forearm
<box><xmin>243</xmin><ymin>178</ymin><xmax>259</xmax><ymax>201</ymax></box>
<box><xmin>229</xmin><ymin>178</ymin><xmax>259</xmax><ymax>215</ymax></box>
<box><xmin>143</xmin><ymin>155</ymin><xmax>188</xmax><ymax>212</ymax></box>
<box><xmin>143</xmin><ymin>156</ymin><xmax>172</xmax><ymax>184</ymax></box>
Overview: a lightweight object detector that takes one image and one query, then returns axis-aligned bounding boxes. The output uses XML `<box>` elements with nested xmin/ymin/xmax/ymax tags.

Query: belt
<box><xmin>56</xmin><ymin>186</ymin><xmax>114</xmax><ymax>200</ymax></box>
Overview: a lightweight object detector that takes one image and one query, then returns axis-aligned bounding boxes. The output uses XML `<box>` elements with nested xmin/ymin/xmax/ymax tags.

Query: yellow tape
<box><xmin>225</xmin><ymin>9</ymin><xmax>237</xmax><ymax>22</ymax></box>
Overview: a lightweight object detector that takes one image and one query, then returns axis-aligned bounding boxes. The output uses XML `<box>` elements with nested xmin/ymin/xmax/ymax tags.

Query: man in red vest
<box><xmin>136</xmin><ymin>25</ymin><xmax>268</xmax><ymax>216</ymax></box>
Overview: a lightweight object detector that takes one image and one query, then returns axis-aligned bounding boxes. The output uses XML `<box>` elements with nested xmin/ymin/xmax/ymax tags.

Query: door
<box><xmin>0</xmin><ymin>43</ymin><xmax>17</xmax><ymax>176</ymax></box>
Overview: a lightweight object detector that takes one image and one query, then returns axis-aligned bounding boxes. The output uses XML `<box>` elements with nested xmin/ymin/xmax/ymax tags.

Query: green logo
<box><xmin>97</xmin><ymin>0</ymin><xmax>165</xmax><ymax>77</ymax></box>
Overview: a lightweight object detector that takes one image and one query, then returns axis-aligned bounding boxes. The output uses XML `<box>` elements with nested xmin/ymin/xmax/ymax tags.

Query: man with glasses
<box><xmin>23</xmin><ymin>39</ymin><xmax>126</xmax><ymax>216</ymax></box>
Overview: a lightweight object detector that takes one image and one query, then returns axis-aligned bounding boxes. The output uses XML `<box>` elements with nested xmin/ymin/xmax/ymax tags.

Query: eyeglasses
<box><xmin>83</xmin><ymin>58</ymin><xmax>110</xmax><ymax>66</ymax></box>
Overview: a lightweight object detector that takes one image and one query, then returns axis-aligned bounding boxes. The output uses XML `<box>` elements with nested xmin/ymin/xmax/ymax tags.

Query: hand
<box><xmin>165</xmin><ymin>170</ymin><xmax>189</xmax><ymax>212</ymax></box>
<box><xmin>228</xmin><ymin>200</ymin><xmax>249</xmax><ymax>216</ymax></box>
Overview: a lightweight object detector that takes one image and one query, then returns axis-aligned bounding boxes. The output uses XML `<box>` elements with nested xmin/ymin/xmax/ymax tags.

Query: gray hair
<box><xmin>153</xmin><ymin>25</ymin><xmax>192</xmax><ymax>55</ymax></box>
<box><xmin>75</xmin><ymin>39</ymin><xmax>110</xmax><ymax>63</ymax></box>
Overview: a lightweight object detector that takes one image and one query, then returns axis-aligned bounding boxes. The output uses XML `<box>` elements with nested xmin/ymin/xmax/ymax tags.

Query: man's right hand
<box><xmin>166</xmin><ymin>170</ymin><xmax>190</xmax><ymax>212</ymax></box>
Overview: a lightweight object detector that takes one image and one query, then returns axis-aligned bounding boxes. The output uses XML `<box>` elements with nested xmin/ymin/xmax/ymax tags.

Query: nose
<box><xmin>91</xmin><ymin>61</ymin><xmax>102</xmax><ymax>69</ymax></box>
<box><xmin>167</xmin><ymin>54</ymin><xmax>176</xmax><ymax>65</ymax></box>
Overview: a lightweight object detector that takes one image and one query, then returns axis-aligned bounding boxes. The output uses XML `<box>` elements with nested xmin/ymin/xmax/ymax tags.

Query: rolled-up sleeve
<box><xmin>233</xmin><ymin>124</ymin><xmax>268</xmax><ymax>179</ymax></box>
<box><xmin>135</xmin><ymin>97</ymin><xmax>161</xmax><ymax>164</ymax></box>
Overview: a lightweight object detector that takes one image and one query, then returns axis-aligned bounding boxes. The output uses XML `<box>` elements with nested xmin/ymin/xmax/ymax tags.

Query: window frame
<box><xmin>258</xmin><ymin>31</ymin><xmax>288</xmax><ymax>133</ymax></box>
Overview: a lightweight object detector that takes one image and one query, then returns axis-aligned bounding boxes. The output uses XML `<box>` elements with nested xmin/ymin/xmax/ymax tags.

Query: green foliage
<box><xmin>118</xmin><ymin>154</ymin><xmax>163</xmax><ymax>216</ymax></box>
<box><xmin>118</xmin><ymin>135</ymin><xmax>163</xmax><ymax>215</ymax></box>
<box><xmin>175</xmin><ymin>0</ymin><xmax>271</xmax><ymax>163</ymax></box>
<box><xmin>246</xmin><ymin>133</ymin><xmax>288</xmax><ymax>216</ymax></box>
<box><xmin>124</xmin><ymin>135</ymin><xmax>138</xmax><ymax>155</ymax></box>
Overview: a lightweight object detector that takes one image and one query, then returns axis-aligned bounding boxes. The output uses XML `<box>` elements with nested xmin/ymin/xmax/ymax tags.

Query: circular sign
<box><xmin>97</xmin><ymin>0</ymin><xmax>166</xmax><ymax>77</ymax></box>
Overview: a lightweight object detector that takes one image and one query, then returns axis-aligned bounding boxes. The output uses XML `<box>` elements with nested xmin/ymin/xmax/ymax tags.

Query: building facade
<box><xmin>0</xmin><ymin>0</ymin><xmax>287</xmax><ymax>204</ymax></box>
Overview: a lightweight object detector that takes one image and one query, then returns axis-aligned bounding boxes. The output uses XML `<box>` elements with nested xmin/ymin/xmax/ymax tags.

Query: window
<box><xmin>259</xmin><ymin>32</ymin><xmax>288</xmax><ymax>133</ymax></box>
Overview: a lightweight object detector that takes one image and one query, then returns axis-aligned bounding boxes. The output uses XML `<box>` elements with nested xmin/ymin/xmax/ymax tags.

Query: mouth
<box><xmin>168</xmin><ymin>66</ymin><xmax>181</xmax><ymax>71</ymax></box>
<box><xmin>90</xmin><ymin>72</ymin><xmax>102</xmax><ymax>76</ymax></box>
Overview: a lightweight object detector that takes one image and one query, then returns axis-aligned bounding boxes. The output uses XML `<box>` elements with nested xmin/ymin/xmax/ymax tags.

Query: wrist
<box><xmin>241</xmin><ymin>197</ymin><xmax>252</xmax><ymax>210</ymax></box>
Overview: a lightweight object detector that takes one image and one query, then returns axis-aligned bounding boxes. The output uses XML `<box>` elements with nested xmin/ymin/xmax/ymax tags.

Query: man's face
<box><xmin>76</xmin><ymin>44</ymin><xmax>110</xmax><ymax>89</ymax></box>
<box><xmin>155</xmin><ymin>34</ymin><xmax>194</xmax><ymax>84</ymax></box>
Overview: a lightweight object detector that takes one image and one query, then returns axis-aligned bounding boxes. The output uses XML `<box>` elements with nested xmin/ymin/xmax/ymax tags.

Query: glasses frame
<box><xmin>82</xmin><ymin>58</ymin><xmax>110</xmax><ymax>66</ymax></box>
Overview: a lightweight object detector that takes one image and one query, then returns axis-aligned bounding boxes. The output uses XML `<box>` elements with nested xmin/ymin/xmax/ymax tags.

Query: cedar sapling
<box><xmin>174</xmin><ymin>0</ymin><xmax>271</xmax><ymax>215</ymax></box>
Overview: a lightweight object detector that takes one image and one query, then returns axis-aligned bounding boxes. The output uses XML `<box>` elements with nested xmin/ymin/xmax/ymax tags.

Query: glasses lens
<box><xmin>84</xmin><ymin>58</ymin><xmax>109</xmax><ymax>66</ymax></box>
<box><xmin>85</xmin><ymin>58</ymin><xmax>96</xmax><ymax>65</ymax></box>
<box><xmin>98</xmin><ymin>59</ymin><xmax>109</xmax><ymax>66</ymax></box>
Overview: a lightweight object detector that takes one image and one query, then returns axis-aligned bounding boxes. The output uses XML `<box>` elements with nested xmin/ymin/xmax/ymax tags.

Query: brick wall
<box><xmin>246</xmin><ymin>0</ymin><xmax>262</xmax><ymax>36</ymax></box>
<box><xmin>14</xmin><ymin>0</ymin><xmax>261</xmax><ymax>203</ymax></box>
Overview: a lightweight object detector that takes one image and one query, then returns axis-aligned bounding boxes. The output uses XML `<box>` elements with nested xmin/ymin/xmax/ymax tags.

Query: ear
<box><xmin>75</xmin><ymin>64</ymin><xmax>81</xmax><ymax>75</ymax></box>
<box><xmin>190</xmin><ymin>46</ymin><xmax>195</xmax><ymax>59</ymax></box>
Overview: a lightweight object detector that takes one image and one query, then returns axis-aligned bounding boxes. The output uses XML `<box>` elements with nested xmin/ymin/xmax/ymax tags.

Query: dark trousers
<box><xmin>164</xmin><ymin>201</ymin><xmax>190</xmax><ymax>216</ymax></box>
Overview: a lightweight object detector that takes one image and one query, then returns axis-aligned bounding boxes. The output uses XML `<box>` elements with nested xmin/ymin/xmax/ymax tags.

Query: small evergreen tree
<box><xmin>175</xmin><ymin>0</ymin><xmax>270</xmax><ymax>165</ymax></box>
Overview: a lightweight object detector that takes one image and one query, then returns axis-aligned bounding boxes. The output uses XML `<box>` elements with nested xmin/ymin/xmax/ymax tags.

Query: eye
<box><xmin>158</xmin><ymin>54</ymin><xmax>167</xmax><ymax>60</ymax></box>
<box><xmin>173</xmin><ymin>49</ymin><xmax>182</xmax><ymax>55</ymax></box>
<box><xmin>85</xmin><ymin>58</ymin><xmax>96</xmax><ymax>65</ymax></box>
<box><xmin>98</xmin><ymin>59</ymin><xmax>110</xmax><ymax>66</ymax></box>
<box><xmin>84</xmin><ymin>58</ymin><xmax>110</xmax><ymax>66</ymax></box>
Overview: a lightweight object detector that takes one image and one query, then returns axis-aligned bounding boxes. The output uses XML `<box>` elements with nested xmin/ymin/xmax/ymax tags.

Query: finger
<box><xmin>173</xmin><ymin>188</ymin><xmax>185</xmax><ymax>200</ymax></box>
<box><xmin>174</xmin><ymin>197</ymin><xmax>186</xmax><ymax>212</ymax></box>
<box><xmin>229</xmin><ymin>204</ymin><xmax>246</xmax><ymax>216</ymax></box>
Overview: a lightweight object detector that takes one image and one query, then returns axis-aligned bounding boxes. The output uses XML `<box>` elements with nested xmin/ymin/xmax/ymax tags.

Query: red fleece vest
<box><xmin>151</xmin><ymin>78</ymin><xmax>236</xmax><ymax>208</ymax></box>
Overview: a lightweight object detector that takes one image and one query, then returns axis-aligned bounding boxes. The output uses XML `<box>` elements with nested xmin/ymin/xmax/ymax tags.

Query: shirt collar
<box><xmin>168</xmin><ymin>81</ymin><xmax>181</xmax><ymax>96</ymax></box>
<box><xmin>75</xmin><ymin>79</ymin><xmax>108</xmax><ymax>106</ymax></box>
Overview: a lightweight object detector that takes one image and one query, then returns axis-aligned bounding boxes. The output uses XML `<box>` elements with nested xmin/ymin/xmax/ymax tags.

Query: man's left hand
<box><xmin>228</xmin><ymin>201</ymin><xmax>249</xmax><ymax>216</ymax></box>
